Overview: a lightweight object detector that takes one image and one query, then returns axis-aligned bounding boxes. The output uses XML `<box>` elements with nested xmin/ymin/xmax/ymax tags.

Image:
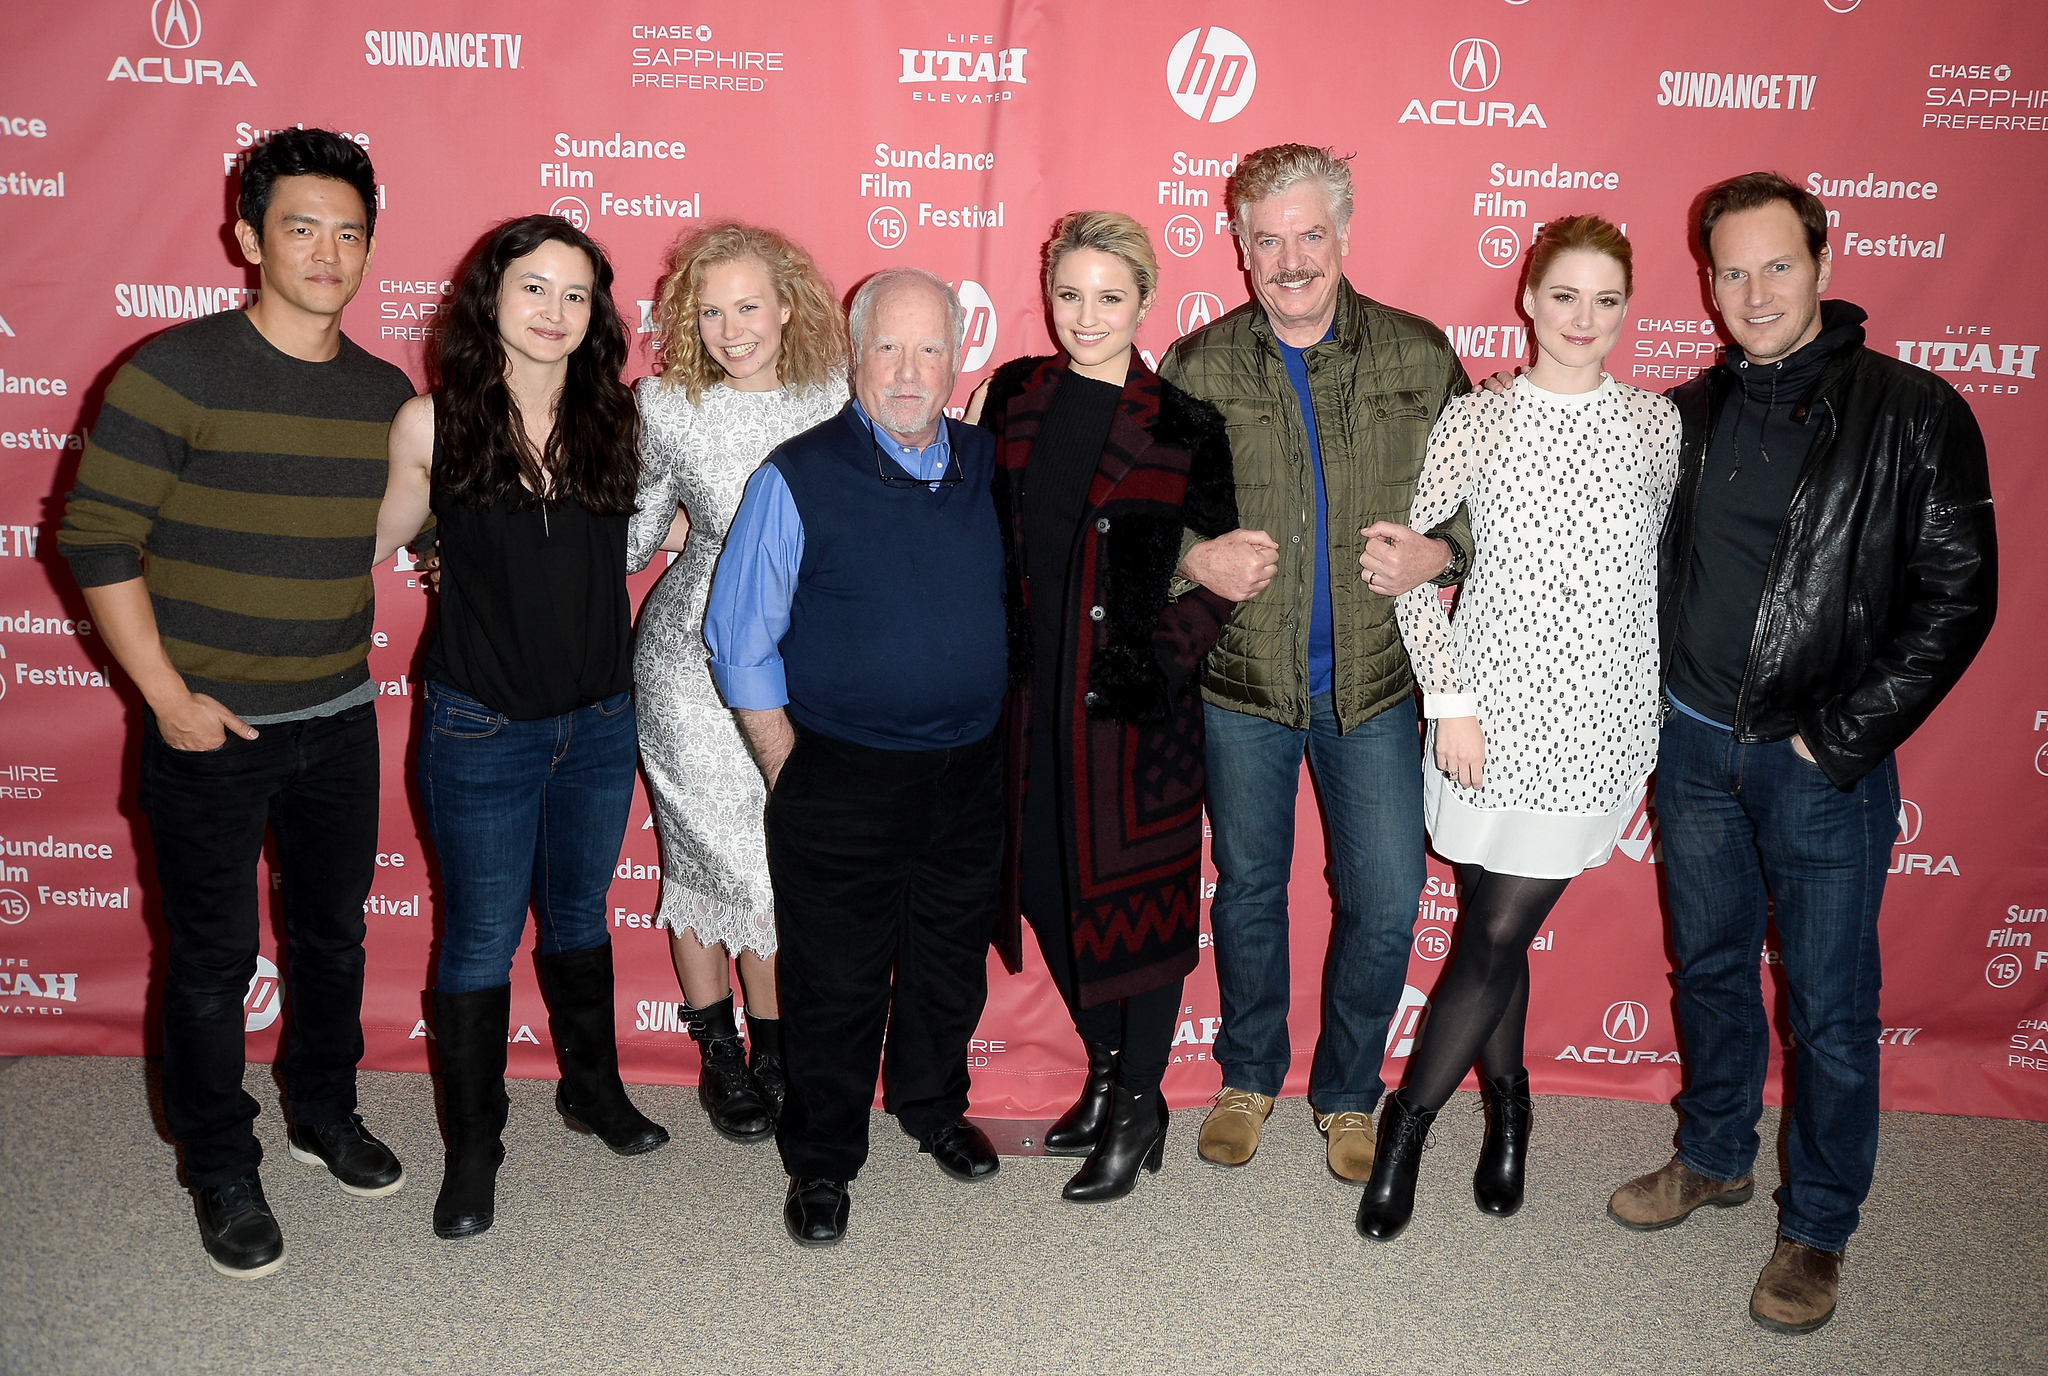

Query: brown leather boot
<box><xmin>1750</xmin><ymin>1236</ymin><xmax>1844</xmax><ymax>1333</ymax></box>
<box><xmin>1196</xmin><ymin>1088</ymin><xmax>1274</xmax><ymax>1167</ymax></box>
<box><xmin>1606</xmin><ymin>1154</ymin><xmax>1754</xmax><ymax>1230</ymax></box>
<box><xmin>1315</xmin><ymin>1110</ymin><xmax>1375</xmax><ymax>1183</ymax></box>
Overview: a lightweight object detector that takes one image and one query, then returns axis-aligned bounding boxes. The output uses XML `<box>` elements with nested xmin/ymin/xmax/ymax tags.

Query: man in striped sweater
<box><xmin>58</xmin><ymin>129</ymin><xmax>417</xmax><ymax>1279</ymax></box>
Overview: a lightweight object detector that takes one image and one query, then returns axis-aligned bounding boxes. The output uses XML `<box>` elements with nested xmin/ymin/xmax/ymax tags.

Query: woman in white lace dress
<box><xmin>630</xmin><ymin>223</ymin><xmax>847</xmax><ymax>1141</ymax></box>
<box><xmin>1356</xmin><ymin>216</ymin><xmax>1681</xmax><ymax>1242</ymax></box>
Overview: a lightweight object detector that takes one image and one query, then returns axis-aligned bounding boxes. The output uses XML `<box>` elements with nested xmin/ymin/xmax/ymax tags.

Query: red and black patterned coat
<box><xmin>978</xmin><ymin>354</ymin><xmax>1239</xmax><ymax>1006</ymax></box>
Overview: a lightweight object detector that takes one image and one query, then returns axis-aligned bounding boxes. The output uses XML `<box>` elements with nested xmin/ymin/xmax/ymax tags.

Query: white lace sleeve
<box><xmin>1395</xmin><ymin>391</ymin><xmax>1508</xmax><ymax>718</ymax></box>
<box><xmin>627</xmin><ymin>378</ymin><xmax>687</xmax><ymax>574</ymax></box>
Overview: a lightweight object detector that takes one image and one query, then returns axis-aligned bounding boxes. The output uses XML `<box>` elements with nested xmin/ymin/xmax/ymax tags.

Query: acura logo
<box><xmin>1896</xmin><ymin>798</ymin><xmax>1922</xmax><ymax>846</ymax></box>
<box><xmin>1177</xmin><ymin>291</ymin><xmax>1223</xmax><ymax>336</ymax></box>
<box><xmin>1450</xmin><ymin>38</ymin><xmax>1500</xmax><ymax>93</ymax></box>
<box><xmin>1603</xmin><ymin>1000</ymin><xmax>1649</xmax><ymax>1044</ymax></box>
<box><xmin>152</xmin><ymin>0</ymin><xmax>201</xmax><ymax>49</ymax></box>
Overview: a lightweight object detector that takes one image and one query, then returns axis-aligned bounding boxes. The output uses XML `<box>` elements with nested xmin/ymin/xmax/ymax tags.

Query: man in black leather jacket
<box><xmin>1605</xmin><ymin>173</ymin><xmax>1997</xmax><ymax>1335</ymax></box>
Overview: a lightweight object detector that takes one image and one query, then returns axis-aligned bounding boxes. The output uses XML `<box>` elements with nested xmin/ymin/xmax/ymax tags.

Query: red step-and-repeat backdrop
<box><xmin>2</xmin><ymin>0</ymin><xmax>2044</xmax><ymax>1123</ymax></box>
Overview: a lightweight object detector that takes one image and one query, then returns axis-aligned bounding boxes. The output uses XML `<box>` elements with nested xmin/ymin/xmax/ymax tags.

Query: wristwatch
<box><xmin>1429</xmin><ymin>533</ymin><xmax>1469</xmax><ymax>588</ymax></box>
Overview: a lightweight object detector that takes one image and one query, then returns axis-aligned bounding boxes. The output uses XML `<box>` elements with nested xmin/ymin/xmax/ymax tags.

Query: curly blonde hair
<box><xmin>649</xmin><ymin>221</ymin><xmax>848</xmax><ymax>403</ymax></box>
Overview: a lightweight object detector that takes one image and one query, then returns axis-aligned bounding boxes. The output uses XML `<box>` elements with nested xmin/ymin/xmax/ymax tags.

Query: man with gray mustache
<box><xmin>1160</xmin><ymin>144</ymin><xmax>1474</xmax><ymax>1185</ymax></box>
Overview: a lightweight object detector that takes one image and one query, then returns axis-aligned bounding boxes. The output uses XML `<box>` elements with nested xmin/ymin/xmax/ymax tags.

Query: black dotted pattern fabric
<box><xmin>1396</xmin><ymin>378</ymin><xmax>1681</xmax><ymax>815</ymax></box>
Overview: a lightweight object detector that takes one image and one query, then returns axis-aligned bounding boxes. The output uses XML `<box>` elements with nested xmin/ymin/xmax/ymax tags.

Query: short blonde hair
<box><xmin>1041</xmin><ymin>210</ymin><xmax>1158</xmax><ymax>302</ymax></box>
<box><xmin>1227</xmin><ymin>144</ymin><xmax>1356</xmax><ymax>237</ymax></box>
<box><xmin>649</xmin><ymin>222</ymin><xmax>847</xmax><ymax>403</ymax></box>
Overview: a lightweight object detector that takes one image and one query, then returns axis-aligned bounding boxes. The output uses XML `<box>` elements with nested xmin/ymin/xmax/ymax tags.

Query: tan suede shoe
<box><xmin>1197</xmin><ymin>1087</ymin><xmax>1274</xmax><ymax>1167</ymax></box>
<box><xmin>1606</xmin><ymin>1154</ymin><xmax>1754</xmax><ymax>1230</ymax></box>
<box><xmin>1750</xmin><ymin>1236</ymin><xmax>1844</xmax><ymax>1333</ymax></box>
<box><xmin>1315</xmin><ymin>1110</ymin><xmax>1375</xmax><ymax>1182</ymax></box>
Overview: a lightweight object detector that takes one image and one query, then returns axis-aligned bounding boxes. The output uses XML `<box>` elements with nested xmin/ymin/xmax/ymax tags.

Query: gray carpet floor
<box><xmin>2</xmin><ymin>1055</ymin><xmax>2043</xmax><ymax>1376</ymax></box>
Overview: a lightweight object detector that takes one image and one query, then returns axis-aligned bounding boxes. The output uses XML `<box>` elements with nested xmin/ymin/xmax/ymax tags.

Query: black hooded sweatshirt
<box><xmin>1667</xmin><ymin>300</ymin><xmax>1870</xmax><ymax>726</ymax></box>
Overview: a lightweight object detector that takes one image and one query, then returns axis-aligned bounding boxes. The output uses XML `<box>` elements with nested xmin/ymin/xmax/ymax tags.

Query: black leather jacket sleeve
<box><xmin>1801</xmin><ymin>383</ymin><xmax>1997</xmax><ymax>785</ymax></box>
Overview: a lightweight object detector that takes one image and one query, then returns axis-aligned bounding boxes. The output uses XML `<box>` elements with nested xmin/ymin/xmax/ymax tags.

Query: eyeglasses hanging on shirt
<box><xmin>872</xmin><ymin>429</ymin><xmax>963</xmax><ymax>490</ymax></box>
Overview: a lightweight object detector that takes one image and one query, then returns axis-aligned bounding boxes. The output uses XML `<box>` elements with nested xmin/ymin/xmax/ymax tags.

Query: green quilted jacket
<box><xmin>1158</xmin><ymin>277</ymin><xmax>1473</xmax><ymax>734</ymax></box>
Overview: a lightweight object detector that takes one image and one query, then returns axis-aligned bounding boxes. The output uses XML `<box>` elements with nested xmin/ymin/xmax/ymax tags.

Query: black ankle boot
<box><xmin>683</xmin><ymin>994</ymin><xmax>773</xmax><ymax>1142</ymax></box>
<box><xmin>746</xmin><ymin>1013</ymin><xmax>785</xmax><ymax>1125</ymax></box>
<box><xmin>1043</xmin><ymin>1042</ymin><xmax>1118</xmax><ymax>1157</ymax></box>
<box><xmin>1355</xmin><ymin>1090</ymin><xmax>1439</xmax><ymax>1242</ymax></box>
<box><xmin>1474</xmin><ymin>1068</ymin><xmax>1532</xmax><ymax>1217</ymax></box>
<box><xmin>1061</xmin><ymin>1085</ymin><xmax>1168</xmax><ymax>1202</ymax></box>
<box><xmin>432</xmin><ymin>985</ymin><xmax>510</xmax><ymax>1240</ymax></box>
<box><xmin>534</xmin><ymin>945</ymin><xmax>670</xmax><ymax>1156</ymax></box>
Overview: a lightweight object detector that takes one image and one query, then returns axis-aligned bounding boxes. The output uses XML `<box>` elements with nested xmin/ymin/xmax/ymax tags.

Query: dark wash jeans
<box><xmin>1657</xmin><ymin>709</ymin><xmax>1898</xmax><ymax>1253</ymax></box>
<box><xmin>139</xmin><ymin>700</ymin><xmax>380</xmax><ymax>1189</ymax></box>
<box><xmin>418</xmin><ymin>681</ymin><xmax>635</xmax><ymax>994</ymax></box>
<box><xmin>1202</xmin><ymin>693</ymin><xmax>1426</xmax><ymax>1114</ymax></box>
<box><xmin>766</xmin><ymin>724</ymin><xmax>1002</xmax><ymax>1181</ymax></box>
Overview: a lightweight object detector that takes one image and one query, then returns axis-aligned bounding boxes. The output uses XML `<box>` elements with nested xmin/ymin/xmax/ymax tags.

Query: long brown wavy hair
<box><xmin>649</xmin><ymin>221</ymin><xmax>848</xmax><ymax>403</ymax></box>
<box><xmin>430</xmin><ymin>215</ymin><xmax>640</xmax><ymax>515</ymax></box>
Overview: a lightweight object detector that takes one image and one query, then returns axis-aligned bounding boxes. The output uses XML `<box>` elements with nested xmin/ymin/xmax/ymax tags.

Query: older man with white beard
<box><xmin>704</xmin><ymin>267</ymin><xmax>1008</xmax><ymax>1248</ymax></box>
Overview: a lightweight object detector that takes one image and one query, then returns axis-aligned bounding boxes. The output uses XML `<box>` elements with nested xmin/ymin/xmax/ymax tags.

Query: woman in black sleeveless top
<box><xmin>375</xmin><ymin>214</ymin><xmax>666</xmax><ymax>1241</ymax></box>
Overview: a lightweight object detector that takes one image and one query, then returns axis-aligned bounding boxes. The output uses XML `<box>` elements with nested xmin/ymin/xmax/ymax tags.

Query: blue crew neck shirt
<box><xmin>1276</xmin><ymin>324</ymin><xmax>1337</xmax><ymax>698</ymax></box>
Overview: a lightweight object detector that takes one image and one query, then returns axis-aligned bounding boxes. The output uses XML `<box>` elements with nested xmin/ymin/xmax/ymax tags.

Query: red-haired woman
<box><xmin>1360</xmin><ymin>215</ymin><xmax>1681</xmax><ymax>1240</ymax></box>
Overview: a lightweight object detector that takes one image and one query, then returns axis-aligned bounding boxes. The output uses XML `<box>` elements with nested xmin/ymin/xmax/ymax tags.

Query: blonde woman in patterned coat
<box><xmin>630</xmin><ymin>224</ymin><xmax>847</xmax><ymax>1141</ymax></box>
<box><xmin>1357</xmin><ymin>216</ymin><xmax>1681</xmax><ymax>1240</ymax></box>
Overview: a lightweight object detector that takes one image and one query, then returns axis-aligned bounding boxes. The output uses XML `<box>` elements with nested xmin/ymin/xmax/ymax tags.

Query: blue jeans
<box><xmin>419</xmin><ymin>681</ymin><xmax>638</xmax><ymax>993</ymax></box>
<box><xmin>1656</xmin><ymin>709</ymin><xmax>1897</xmax><ymax>1253</ymax></box>
<box><xmin>1203</xmin><ymin>694</ymin><xmax>1425</xmax><ymax>1113</ymax></box>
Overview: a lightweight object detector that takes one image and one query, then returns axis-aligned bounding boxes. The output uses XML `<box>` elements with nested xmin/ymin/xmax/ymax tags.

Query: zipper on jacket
<box><xmin>1731</xmin><ymin>395</ymin><xmax>1837</xmax><ymax>735</ymax></box>
<box><xmin>1661</xmin><ymin>372</ymin><xmax>1724</xmax><ymax>689</ymax></box>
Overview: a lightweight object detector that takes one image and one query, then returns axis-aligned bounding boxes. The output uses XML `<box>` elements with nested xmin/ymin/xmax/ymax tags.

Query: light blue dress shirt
<box><xmin>702</xmin><ymin>401</ymin><xmax>956</xmax><ymax>710</ymax></box>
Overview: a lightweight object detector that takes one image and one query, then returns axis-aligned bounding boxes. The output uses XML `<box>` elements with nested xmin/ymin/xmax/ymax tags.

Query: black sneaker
<box><xmin>288</xmin><ymin>1114</ymin><xmax>406</xmax><ymax>1197</ymax></box>
<box><xmin>195</xmin><ymin>1174</ymin><xmax>285</xmax><ymax>1279</ymax></box>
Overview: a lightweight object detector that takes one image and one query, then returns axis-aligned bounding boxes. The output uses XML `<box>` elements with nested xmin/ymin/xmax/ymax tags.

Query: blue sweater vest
<box><xmin>769</xmin><ymin>408</ymin><xmax>1007</xmax><ymax>751</ymax></box>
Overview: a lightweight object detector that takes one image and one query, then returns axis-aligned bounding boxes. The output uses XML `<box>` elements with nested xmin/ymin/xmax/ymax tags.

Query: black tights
<box><xmin>1402</xmin><ymin>864</ymin><xmax>1569</xmax><ymax>1112</ymax></box>
<box><xmin>1021</xmin><ymin>780</ymin><xmax>1179</xmax><ymax>1098</ymax></box>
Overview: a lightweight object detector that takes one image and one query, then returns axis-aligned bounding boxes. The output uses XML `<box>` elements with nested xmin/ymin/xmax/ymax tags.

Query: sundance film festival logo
<box><xmin>1167</xmin><ymin>28</ymin><xmax>1256</xmax><ymax>124</ymax></box>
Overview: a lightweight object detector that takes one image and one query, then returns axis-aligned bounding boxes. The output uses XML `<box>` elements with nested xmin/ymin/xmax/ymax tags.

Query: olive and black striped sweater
<box><xmin>58</xmin><ymin>310</ymin><xmax>416</xmax><ymax>718</ymax></box>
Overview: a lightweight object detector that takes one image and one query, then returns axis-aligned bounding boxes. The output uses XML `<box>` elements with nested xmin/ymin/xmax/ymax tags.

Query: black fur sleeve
<box><xmin>976</xmin><ymin>355</ymin><xmax>1045</xmax><ymax>439</ymax></box>
<box><xmin>1154</xmin><ymin>379</ymin><xmax>1238</xmax><ymax>540</ymax></box>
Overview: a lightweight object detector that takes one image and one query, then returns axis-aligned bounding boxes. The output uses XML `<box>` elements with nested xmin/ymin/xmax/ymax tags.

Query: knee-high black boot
<box><xmin>1474</xmin><ymin>1068</ymin><xmax>1532</xmax><ymax>1217</ymax></box>
<box><xmin>684</xmin><ymin>994</ymin><xmax>774</xmax><ymax>1141</ymax></box>
<box><xmin>1043</xmin><ymin>1042</ymin><xmax>1118</xmax><ymax>1157</ymax></box>
<box><xmin>534</xmin><ymin>945</ymin><xmax>670</xmax><ymax>1156</ymax></box>
<box><xmin>432</xmin><ymin>984</ymin><xmax>510</xmax><ymax>1240</ymax></box>
<box><xmin>1355</xmin><ymin>1090</ymin><xmax>1438</xmax><ymax>1242</ymax></box>
<box><xmin>1061</xmin><ymin>1084</ymin><xmax>1169</xmax><ymax>1202</ymax></box>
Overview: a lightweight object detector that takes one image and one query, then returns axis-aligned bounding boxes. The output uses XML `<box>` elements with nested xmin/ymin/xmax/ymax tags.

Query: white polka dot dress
<box><xmin>1394</xmin><ymin>375</ymin><xmax>1681</xmax><ymax>878</ymax></box>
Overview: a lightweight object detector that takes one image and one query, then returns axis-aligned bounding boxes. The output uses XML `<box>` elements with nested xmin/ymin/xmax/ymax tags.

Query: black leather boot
<box><xmin>1474</xmin><ymin>1068</ymin><xmax>1532</xmax><ymax>1217</ymax></box>
<box><xmin>432</xmin><ymin>984</ymin><xmax>510</xmax><ymax>1240</ymax></box>
<box><xmin>1355</xmin><ymin>1090</ymin><xmax>1439</xmax><ymax>1242</ymax></box>
<box><xmin>1043</xmin><ymin>1042</ymin><xmax>1118</xmax><ymax>1157</ymax></box>
<box><xmin>683</xmin><ymin>994</ymin><xmax>773</xmax><ymax>1141</ymax></box>
<box><xmin>746</xmin><ymin>1012</ymin><xmax>786</xmax><ymax>1125</ymax></box>
<box><xmin>1061</xmin><ymin>1085</ymin><xmax>1169</xmax><ymax>1202</ymax></box>
<box><xmin>535</xmin><ymin>945</ymin><xmax>670</xmax><ymax>1156</ymax></box>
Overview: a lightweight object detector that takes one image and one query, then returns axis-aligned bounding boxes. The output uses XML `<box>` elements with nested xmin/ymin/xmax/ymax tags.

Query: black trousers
<box><xmin>138</xmin><ymin>701</ymin><xmax>380</xmax><ymax>1189</ymax></box>
<box><xmin>766</xmin><ymin>725</ymin><xmax>1003</xmax><ymax>1181</ymax></box>
<box><xmin>1020</xmin><ymin>733</ymin><xmax>1181</xmax><ymax>1098</ymax></box>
